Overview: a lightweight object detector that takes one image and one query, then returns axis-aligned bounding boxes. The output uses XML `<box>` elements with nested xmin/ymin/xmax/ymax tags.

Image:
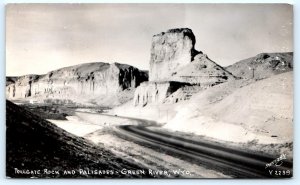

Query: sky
<box><xmin>6</xmin><ymin>3</ymin><xmax>293</xmax><ymax>76</ymax></box>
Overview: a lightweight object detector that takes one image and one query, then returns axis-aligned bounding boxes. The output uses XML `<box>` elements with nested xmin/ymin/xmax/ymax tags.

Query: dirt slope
<box><xmin>6</xmin><ymin>100</ymin><xmax>146</xmax><ymax>178</ymax></box>
<box><xmin>165</xmin><ymin>71</ymin><xmax>293</xmax><ymax>144</ymax></box>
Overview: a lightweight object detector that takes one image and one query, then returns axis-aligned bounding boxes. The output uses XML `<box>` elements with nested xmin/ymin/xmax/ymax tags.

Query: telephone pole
<box><xmin>248</xmin><ymin>66</ymin><xmax>255</xmax><ymax>79</ymax></box>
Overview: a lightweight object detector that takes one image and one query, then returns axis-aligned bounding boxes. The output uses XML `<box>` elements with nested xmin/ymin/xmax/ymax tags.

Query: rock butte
<box><xmin>134</xmin><ymin>28</ymin><xmax>235</xmax><ymax>106</ymax></box>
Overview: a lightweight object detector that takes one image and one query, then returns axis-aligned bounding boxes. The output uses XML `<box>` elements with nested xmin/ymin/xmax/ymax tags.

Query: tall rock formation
<box><xmin>149</xmin><ymin>28</ymin><xmax>201</xmax><ymax>81</ymax></box>
<box><xmin>134</xmin><ymin>28</ymin><xmax>235</xmax><ymax>106</ymax></box>
<box><xmin>6</xmin><ymin>62</ymin><xmax>148</xmax><ymax>106</ymax></box>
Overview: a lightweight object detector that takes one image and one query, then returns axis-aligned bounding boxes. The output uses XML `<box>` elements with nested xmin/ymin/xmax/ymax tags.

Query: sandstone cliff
<box><xmin>6</xmin><ymin>76</ymin><xmax>18</xmax><ymax>86</ymax></box>
<box><xmin>149</xmin><ymin>28</ymin><xmax>201</xmax><ymax>81</ymax></box>
<box><xmin>134</xmin><ymin>28</ymin><xmax>234</xmax><ymax>106</ymax></box>
<box><xmin>133</xmin><ymin>81</ymin><xmax>190</xmax><ymax>106</ymax></box>
<box><xmin>6</xmin><ymin>62</ymin><xmax>148</xmax><ymax>106</ymax></box>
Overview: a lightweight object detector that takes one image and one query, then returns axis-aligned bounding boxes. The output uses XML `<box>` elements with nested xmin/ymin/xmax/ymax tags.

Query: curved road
<box><xmin>75</xmin><ymin>112</ymin><xmax>293</xmax><ymax>178</ymax></box>
<box><xmin>114</xmin><ymin>125</ymin><xmax>293</xmax><ymax>178</ymax></box>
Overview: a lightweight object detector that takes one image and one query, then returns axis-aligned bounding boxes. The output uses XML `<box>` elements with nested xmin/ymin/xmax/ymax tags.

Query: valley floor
<box><xmin>47</xmin><ymin>110</ymin><xmax>292</xmax><ymax>178</ymax></box>
<box><xmin>48</xmin><ymin>111</ymin><xmax>228</xmax><ymax>178</ymax></box>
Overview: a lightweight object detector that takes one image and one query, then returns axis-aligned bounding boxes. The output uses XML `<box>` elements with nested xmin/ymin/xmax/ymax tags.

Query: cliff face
<box><xmin>133</xmin><ymin>81</ymin><xmax>190</xmax><ymax>106</ymax></box>
<box><xmin>134</xmin><ymin>28</ymin><xmax>234</xmax><ymax>106</ymax></box>
<box><xmin>6</xmin><ymin>62</ymin><xmax>148</xmax><ymax>106</ymax></box>
<box><xmin>149</xmin><ymin>28</ymin><xmax>201</xmax><ymax>81</ymax></box>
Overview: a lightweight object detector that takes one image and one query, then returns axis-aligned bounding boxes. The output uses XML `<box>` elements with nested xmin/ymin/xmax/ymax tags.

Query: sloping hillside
<box><xmin>225</xmin><ymin>52</ymin><xmax>293</xmax><ymax>79</ymax></box>
<box><xmin>164</xmin><ymin>71</ymin><xmax>293</xmax><ymax>145</ymax></box>
<box><xmin>171</xmin><ymin>53</ymin><xmax>235</xmax><ymax>85</ymax></box>
<box><xmin>6</xmin><ymin>100</ymin><xmax>146</xmax><ymax>178</ymax></box>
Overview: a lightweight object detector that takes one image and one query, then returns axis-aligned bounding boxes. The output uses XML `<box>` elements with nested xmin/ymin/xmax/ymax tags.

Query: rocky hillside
<box><xmin>6</xmin><ymin>62</ymin><xmax>148</xmax><ymax>106</ymax></box>
<box><xmin>6</xmin><ymin>100</ymin><xmax>147</xmax><ymax>178</ymax></box>
<box><xmin>226</xmin><ymin>52</ymin><xmax>293</xmax><ymax>79</ymax></box>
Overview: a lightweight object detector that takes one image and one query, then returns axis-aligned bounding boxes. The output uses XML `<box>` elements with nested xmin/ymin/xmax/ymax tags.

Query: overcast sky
<box><xmin>6</xmin><ymin>3</ymin><xmax>293</xmax><ymax>76</ymax></box>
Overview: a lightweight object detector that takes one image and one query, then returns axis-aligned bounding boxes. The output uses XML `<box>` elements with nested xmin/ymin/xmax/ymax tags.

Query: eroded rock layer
<box><xmin>133</xmin><ymin>81</ymin><xmax>190</xmax><ymax>106</ymax></box>
<box><xmin>6</xmin><ymin>62</ymin><xmax>148</xmax><ymax>106</ymax></box>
